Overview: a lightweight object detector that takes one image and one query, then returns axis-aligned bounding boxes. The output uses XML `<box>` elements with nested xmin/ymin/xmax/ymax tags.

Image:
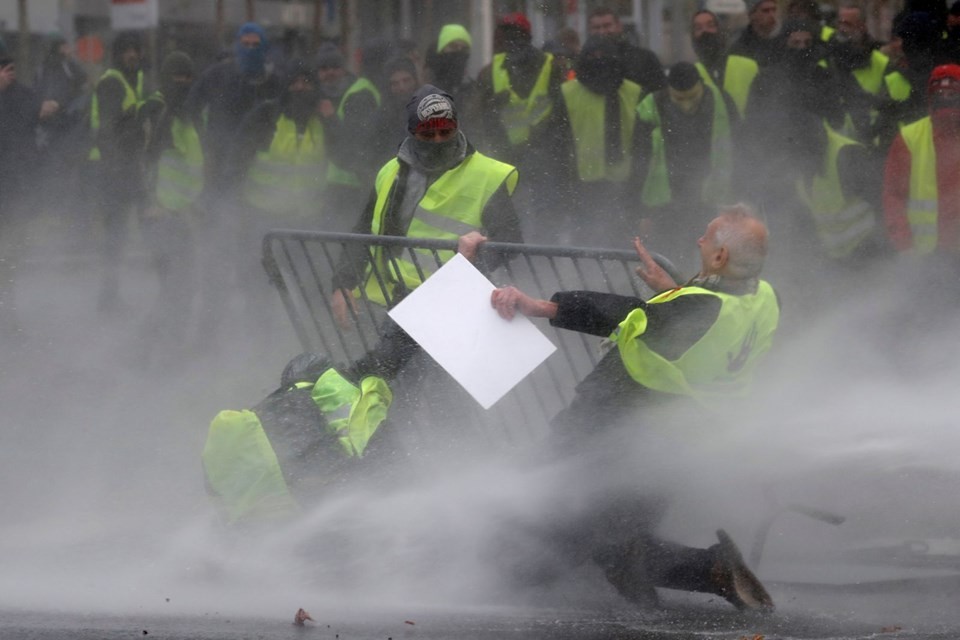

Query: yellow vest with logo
<box><xmin>202</xmin><ymin>369</ymin><xmax>392</xmax><ymax>523</ymax></box>
<box><xmin>327</xmin><ymin>77</ymin><xmax>382</xmax><ymax>188</ymax></box>
<box><xmin>561</xmin><ymin>78</ymin><xmax>642</xmax><ymax>182</ymax></box>
<box><xmin>637</xmin><ymin>85</ymin><xmax>733</xmax><ymax>208</ymax></box>
<box><xmin>796</xmin><ymin>124</ymin><xmax>876</xmax><ymax>258</ymax></box>
<box><xmin>244</xmin><ymin>114</ymin><xmax>326</xmax><ymax>218</ymax></box>
<box><xmin>611</xmin><ymin>282</ymin><xmax>779</xmax><ymax>404</ymax></box>
<box><xmin>491</xmin><ymin>52</ymin><xmax>555</xmax><ymax>145</ymax></box>
<box><xmin>89</xmin><ymin>69</ymin><xmax>145</xmax><ymax>161</ymax></box>
<box><xmin>359</xmin><ymin>152</ymin><xmax>518</xmax><ymax>306</ymax></box>
<box><xmin>695</xmin><ymin>55</ymin><xmax>758</xmax><ymax>117</ymax></box>
<box><xmin>899</xmin><ymin>115</ymin><xmax>940</xmax><ymax>254</ymax></box>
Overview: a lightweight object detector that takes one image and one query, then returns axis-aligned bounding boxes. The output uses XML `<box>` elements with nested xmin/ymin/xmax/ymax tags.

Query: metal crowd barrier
<box><xmin>262</xmin><ymin>231</ymin><xmax>683</xmax><ymax>452</ymax></box>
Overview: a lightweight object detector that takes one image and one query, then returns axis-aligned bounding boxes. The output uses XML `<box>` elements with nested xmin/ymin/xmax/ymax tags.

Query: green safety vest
<box><xmin>884</xmin><ymin>70</ymin><xmax>911</xmax><ymax>102</ymax></box>
<box><xmin>561</xmin><ymin>78</ymin><xmax>642</xmax><ymax>182</ymax></box>
<box><xmin>491</xmin><ymin>52</ymin><xmax>555</xmax><ymax>145</ymax></box>
<box><xmin>852</xmin><ymin>49</ymin><xmax>890</xmax><ymax>96</ymax></box>
<box><xmin>244</xmin><ymin>114</ymin><xmax>326</xmax><ymax>217</ymax></box>
<box><xmin>796</xmin><ymin>124</ymin><xmax>876</xmax><ymax>258</ymax></box>
<box><xmin>637</xmin><ymin>84</ymin><xmax>733</xmax><ymax>208</ymax></box>
<box><xmin>89</xmin><ymin>68</ymin><xmax>144</xmax><ymax>161</ymax></box>
<box><xmin>202</xmin><ymin>369</ymin><xmax>392</xmax><ymax>523</ymax></box>
<box><xmin>358</xmin><ymin>151</ymin><xmax>518</xmax><ymax>306</ymax></box>
<box><xmin>899</xmin><ymin>115</ymin><xmax>940</xmax><ymax>254</ymax></box>
<box><xmin>611</xmin><ymin>282</ymin><xmax>779</xmax><ymax>404</ymax></box>
<box><xmin>327</xmin><ymin>77</ymin><xmax>381</xmax><ymax>188</ymax></box>
<box><xmin>152</xmin><ymin>96</ymin><xmax>204</xmax><ymax>212</ymax></box>
<box><xmin>695</xmin><ymin>55</ymin><xmax>758</xmax><ymax>117</ymax></box>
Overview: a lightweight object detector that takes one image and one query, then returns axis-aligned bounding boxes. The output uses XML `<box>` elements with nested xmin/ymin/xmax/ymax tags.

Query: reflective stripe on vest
<box><xmin>611</xmin><ymin>281</ymin><xmax>780</xmax><ymax>404</ymax></box>
<box><xmin>359</xmin><ymin>152</ymin><xmax>518</xmax><ymax>306</ymax></box>
<box><xmin>561</xmin><ymin>78</ymin><xmax>642</xmax><ymax>182</ymax></box>
<box><xmin>637</xmin><ymin>84</ymin><xmax>733</xmax><ymax>208</ymax></box>
<box><xmin>695</xmin><ymin>55</ymin><xmax>758</xmax><ymax>117</ymax></box>
<box><xmin>327</xmin><ymin>77</ymin><xmax>381</xmax><ymax>187</ymax></box>
<box><xmin>491</xmin><ymin>52</ymin><xmax>554</xmax><ymax>145</ymax></box>
<box><xmin>900</xmin><ymin>116</ymin><xmax>939</xmax><ymax>254</ymax></box>
<box><xmin>311</xmin><ymin>369</ymin><xmax>392</xmax><ymax>458</ymax></box>
<box><xmin>796</xmin><ymin>124</ymin><xmax>876</xmax><ymax>257</ymax></box>
<box><xmin>202</xmin><ymin>409</ymin><xmax>300</xmax><ymax>523</ymax></box>
<box><xmin>89</xmin><ymin>69</ymin><xmax>144</xmax><ymax>161</ymax></box>
<box><xmin>244</xmin><ymin>114</ymin><xmax>326</xmax><ymax>217</ymax></box>
<box><xmin>156</xmin><ymin>115</ymin><xmax>204</xmax><ymax>211</ymax></box>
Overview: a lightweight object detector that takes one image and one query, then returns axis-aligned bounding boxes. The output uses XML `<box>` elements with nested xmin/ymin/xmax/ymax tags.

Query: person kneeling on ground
<box><xmin>490</xmin><ymin>203</ymin><xmax>780</xmax><ymax>611</ymax></box>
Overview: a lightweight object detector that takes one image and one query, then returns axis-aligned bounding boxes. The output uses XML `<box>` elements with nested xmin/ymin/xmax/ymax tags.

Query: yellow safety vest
<box><xmin>89</xmin><ymin>68</ymin><xmax>144</xmax><ymax>161</ymax></box>
<box><xmin>796</xmin><ymin>124</ymin><xmax>876</xmax><ymax>258</ymax></box>
<box><xmin>359</xmin><ymin>151</ymin><xmax>518</xmax><ymax>306</ymax></box>
<box><xmin>244</xmin><ymin>114</ymin><xmax>326</xmax><ymax>218</ymax></box>
<box><xmin>611</xmin><ymin>282</ymin><xmax>780</xmax><ymax>404</ymax></box>
<box><xmin>695</xmin><ymin>55</ymin><xmax>758</xmax><ymax>117</ymax></box>
<box><xmin>155</xmin><ymin>107</ymin><xmax>204</xmax><ymax>212</ymax></box>
<box><xmin>202</xmin><ymin>369</ymin><xmax>392</xmax><ymax>523</ymax></box>
<box><xmin>637</xmin><ymin>84</ymin><xmax>733</xmax><ymax>208</ymax></box>
<box><xmin>327</xmin><ymin>77</ymin><xmax>382</xmax><ymax>188</ymax></box>
<box><xmin>491</xmin><ymin>52</ymin><xmax>555</xmax><ymax>145</ymax></box>
<box><xmin>561</xmin><ymin>78</ymin><xmax>642</xmax><ymax>182</ymax></box>
<box><xmin>900</xmin><ymin>116</ymin><xmax>940</xmax><ymax>254</ymax></box>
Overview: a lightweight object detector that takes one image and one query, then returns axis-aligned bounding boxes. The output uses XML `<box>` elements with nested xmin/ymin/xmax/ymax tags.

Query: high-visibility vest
<box><xmin>244</xmin><ymin>114</ymin><xmax>326</xmax><ymax>217</ymax></box>
<box><xmin>561</xmin><ymin>78</ymin><xmax>642</xmax><ymax>182</ymax></box>
<box><xmin>327</xmin><ymin>77</ymin><xmax>381</xmax><ymax>188</ymax></box>
<box><xmin>611</xmin><ymin>281</ymin><xmax>780</xmax><ymax>404</ymax></box>
<box><xmin>202</xmin><ymin>369</ymin><xmax>392</xmax><ymax>523</ymax></box>
<box><xmin>151</xmin><ymin>95</ymin><xmax>204</xmax><ymax>212</ymax></box>
<box><xmin>796</xmin><ymin>124</ymin><xmax>876</xmax><ymax>258</ymax></box>
<box><xmin>852</xmin><ymin>49</ymin><xmax>890</xmax><ymax>96</ymax></box>
<box><xmin>491</xmin><ymin>52</ymin><xmax>555</xmax><ymax>145</ymax></box>
<box><xmin>358</xmin><ymin>151</ymin><xmax>518</xmax><ymax>306</ymax></box>
<box><xmin>89</xmin><ymin>68</ymin><xmax>144</xmax><ymax>161</ymax></box>
<box><xmin>884</xmin><ymin>70</ymin><xmax>911</xmax><ymax>102</ymax></box>
<box><xmin>695</xmin><ymin>55</ymin><xmax>758</xmax><ymax>117</ymax></box>
<box><xmin>637</xmin><ymin>84</ymin><xmax>733</xmax><ymax>208</ymax></box>
<box><xmin>899</xmin><ymin>115</ymin><xmax>940</xmax><ymax>254</ymax></box>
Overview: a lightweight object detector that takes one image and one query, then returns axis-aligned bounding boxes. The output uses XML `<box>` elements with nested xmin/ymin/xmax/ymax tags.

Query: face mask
<box><xmin>831</xmin><ymin>41</ymin><xmax>869</xmax><ymax>71</ymax></box>
<box><xmin>693</xmin><ymin>32</ymin><xmax>725</xmax><ymax>61</ymax></box>
<box><xmin>577</xmin><ymin>57</ymin><xmax>623</xmax><ymax>93</ymax></box>
<box><xmin>236</xmin><ymin>45</ymin><xmax>266</xmax><ymax>76</ymax></box>
<box><xmin>668</xmin><ymin>83</ymin><xmax>704</xmax><ymax>115</ymax></box>
<box><xmin>286</xmin><ymin>90</ymin><xmax>316</xmax><ymax>120</ymax></box>
<box><xmin>411</xmin><ymin>132</ymin><xmax>463</xmax><ymax>173</ymax></box>
<box><xmin>431</xmin><ymin>51</ymin><xmax>469</xmax><ymax>90</ymax></box>
<box><xmin>162</xmin><ymin>81</ymin><xmax>191</xmax><ymax>111</ymax></box>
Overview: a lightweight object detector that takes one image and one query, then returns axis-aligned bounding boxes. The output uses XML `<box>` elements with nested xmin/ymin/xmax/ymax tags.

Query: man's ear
<box><xmin>713</xmin><ymin>245</ymin><xmax>729</xmax><ymax>271</ymax></box>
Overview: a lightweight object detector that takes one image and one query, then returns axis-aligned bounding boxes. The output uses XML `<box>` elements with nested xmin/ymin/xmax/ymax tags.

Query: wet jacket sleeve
<box><xmin>331</xmin><ymin>189</ymin><xmax>378</xmax><ymax>291</ymax></box>
<box><xmin>549</xmin><ymin>289</ymin><xmax>723</xmax><ymax>360</ymax></box>
<box><xmin>475</xmin><ymin>177</ymin><xmax>523</xmax><ymax>273</ymax></box>
<box><xmin>883</xmin><ymin>133</ymin><xmax>913</xmax><ymax>251</ymax></box>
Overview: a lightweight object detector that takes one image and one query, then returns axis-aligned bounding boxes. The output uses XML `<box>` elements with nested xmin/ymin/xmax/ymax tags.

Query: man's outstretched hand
<box><xmin>491</xmin><ymin>286</ymin><xmax>558</xmax><ymax>321</ymax></box>
<box><xmin>633</xmin><ymin>236</ymin><xmax>678</xmax><ymax>292</ymax></box>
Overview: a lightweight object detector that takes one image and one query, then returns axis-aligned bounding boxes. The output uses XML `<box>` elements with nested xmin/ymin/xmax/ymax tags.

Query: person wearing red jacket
<box><xmin>884</xmin><ymin>64</ymin><xmax>960</xmax><ymax>254</ymax></box>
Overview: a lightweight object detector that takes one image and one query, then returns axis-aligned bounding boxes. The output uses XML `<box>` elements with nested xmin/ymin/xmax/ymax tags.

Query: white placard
<box><xmin>111</xmin><ymin>0</ymin><xmax>159</xmax><ymax>30</ymax></box>
<box><xmin>388</xmin><ymin>254</ymin><xmax>556</xmax><ymax>409</ymax></box>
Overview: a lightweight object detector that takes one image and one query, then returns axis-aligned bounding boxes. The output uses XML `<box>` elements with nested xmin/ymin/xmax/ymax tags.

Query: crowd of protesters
<box><xmin>2</xmin><ymin>1</ymin><xmax>960</xmax><ymax>351</ymax></box>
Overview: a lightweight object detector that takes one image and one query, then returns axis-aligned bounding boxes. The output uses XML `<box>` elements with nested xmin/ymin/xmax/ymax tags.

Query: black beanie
<box><xmin>667</xmin><ymin>61</ymin><xmax>701</xmax><ymax>91</ymax></box>
<box><xmin>160</xmin><ymin>51</ymin><xmax>194</xmax><ymax>80</ymax></box>
<box><xmin>407</xmin><ymin>84</ymin><xmax>458</xmax><ymax>134</ymax></box>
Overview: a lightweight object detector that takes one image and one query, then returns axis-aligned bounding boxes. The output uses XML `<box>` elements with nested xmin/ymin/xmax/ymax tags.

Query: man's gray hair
<box><xmin>713</xmin><ymin>203</ymin><xmax>768</xmax><ymax>279</ymax></box>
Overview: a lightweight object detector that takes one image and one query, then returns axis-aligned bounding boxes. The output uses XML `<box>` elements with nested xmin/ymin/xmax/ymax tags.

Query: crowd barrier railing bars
<box><xmin>262</xmin><ymin>230</ymin><xmax>682</xmax><ymax>449</ymax></box>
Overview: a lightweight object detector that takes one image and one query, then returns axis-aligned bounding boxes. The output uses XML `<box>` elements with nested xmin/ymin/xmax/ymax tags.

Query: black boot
<box><xmin>710</xmin><ymin>529</ymin><xmax>775</xmax><ymax>611</ymax></box>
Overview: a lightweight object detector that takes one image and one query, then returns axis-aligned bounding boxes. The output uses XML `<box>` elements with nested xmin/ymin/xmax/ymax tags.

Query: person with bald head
<box><xmin>490</xmin><ymin>205</ymin><xmax>779</xmax><ymax>610</ymax></box>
